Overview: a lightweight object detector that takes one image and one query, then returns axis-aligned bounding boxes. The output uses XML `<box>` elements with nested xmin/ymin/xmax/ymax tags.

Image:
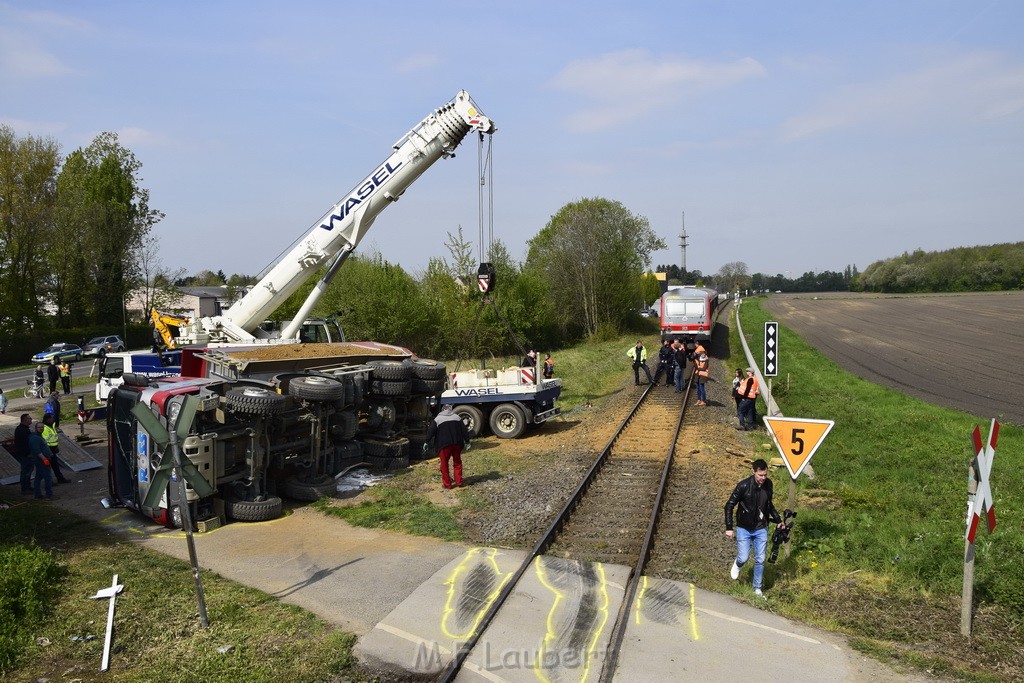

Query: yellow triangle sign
<box><xmin>763</xmin><ymin>416</ymin><xmax>835</xmax><ymax>479</ymax></box>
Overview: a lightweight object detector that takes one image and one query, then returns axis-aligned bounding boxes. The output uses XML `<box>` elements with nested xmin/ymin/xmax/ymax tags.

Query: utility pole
<box><xmin>679</xmin><ymin>211</ymin><xmax>689</xmax><ymax>273</ymax></box>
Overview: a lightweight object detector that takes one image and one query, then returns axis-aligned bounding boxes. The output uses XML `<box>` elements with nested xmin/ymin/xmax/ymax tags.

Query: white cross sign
<box><xmin>966</xmin><ymin>419</ymin><xmax>998</xmax><ymax>543</ymax></box>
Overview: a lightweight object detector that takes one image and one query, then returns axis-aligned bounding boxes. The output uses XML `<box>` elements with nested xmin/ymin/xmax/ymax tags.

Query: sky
<box><xmin>2</xmin><ymin>1</ymin><xmax>1022</xmax><ymax>282</ymax></box>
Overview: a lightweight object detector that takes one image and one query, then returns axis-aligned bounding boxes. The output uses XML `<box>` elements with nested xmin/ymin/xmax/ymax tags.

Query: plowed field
<box><xmin>764</xmin><ymin>291</ymin><xmax>1024</xmax><ymax>426</ymax></box>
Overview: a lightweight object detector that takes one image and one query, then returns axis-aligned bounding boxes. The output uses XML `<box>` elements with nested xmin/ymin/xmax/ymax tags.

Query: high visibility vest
<box><xmin>59</xmin><ymin>363</ymin><xmax>70</xmax><ymax>377</ymax></box>
<box><xmin>627</xmin><ymin>346</ymin><xmax>647</xmax><ymax>363</ymax></box>
<box><xmin>42</xmin><ymin>424</ymin><xmax>59</xmax><ymax>448</ymax></box>
<box><xmin>741</xmin><ymin>376</ymin><xmax>760</xmax><ymax>399</ymax></box>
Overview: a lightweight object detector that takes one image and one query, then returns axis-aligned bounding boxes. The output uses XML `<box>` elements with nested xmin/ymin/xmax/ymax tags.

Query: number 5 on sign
<box><xmin>763</xmin><ymin>417</ymin><xmax>835</xmax><ymax>479</ymax></box>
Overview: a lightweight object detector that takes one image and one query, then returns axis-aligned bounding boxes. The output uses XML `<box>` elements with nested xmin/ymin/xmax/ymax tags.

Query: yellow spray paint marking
<box><xmin>533</xmin><ymin>559</ymin><xmax>610</xmax><ymax>683</ymax></box>
<box><xmin>635</xmin><ymin>575</ymin><xmax>648</xmax><ymax>625</ymax></box>
<box><xmin>688</xmin><ymin>583</ymin><xmax>700</xmax><ymax>641</ymax></box>
<box><xmin>441</xmin><ymin>548</ymin><xmax>513</xmax><ymax>640</ymax></box>
<box><xmin>634</xmin><ymin>578</ymin><xmax>700</xmax><ymax>641</ymax></box>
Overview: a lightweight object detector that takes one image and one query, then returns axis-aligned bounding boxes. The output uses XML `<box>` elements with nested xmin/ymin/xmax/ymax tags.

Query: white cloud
<box><xmin>114</xmin><ymin>127</ymin><xmax>171</xmax><ymax>147</ymax></box>
<box><xmin>550</xmin><ymin>49</ymin><xmax>766</xmax><ymax>132</ymax></box>
<box><xmin>0</xmin><ymin>28</ymin><xmax>71</xmax><ymax>78</ymax></box>
<box><xmin>780</xmin><ymin>52</ymin><xmax>1024</xmax><ymax>140</ymax></box>
<box><xmin>395</xmin><ymin>52</ymin><xmax>441</xmax><ymax>73</ymax></box>
<box><xmin>0</xmin><ymin>116</ymin><xmax>66</xmax><ymax>136</ymax></box>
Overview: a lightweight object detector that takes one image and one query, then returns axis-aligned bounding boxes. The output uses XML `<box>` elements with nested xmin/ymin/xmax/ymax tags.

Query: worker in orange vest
<box><xmin>737</xmin><ymin>368</ymin><xmax>760</xmax><ymax>430</ymax></box>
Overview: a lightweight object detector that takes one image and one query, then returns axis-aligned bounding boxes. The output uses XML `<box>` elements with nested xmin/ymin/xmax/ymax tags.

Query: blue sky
<box><xmin>2</xmin><ymin>1</ymin><xmax>1022</xmax><ymax>281</ymax></box>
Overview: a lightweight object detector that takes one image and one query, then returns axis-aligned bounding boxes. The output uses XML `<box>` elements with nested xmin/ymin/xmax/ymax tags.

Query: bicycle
<box><xmin>24</xmin><ymin>378</ymin><xmax>46</xmax><ymax>399</ymax></box>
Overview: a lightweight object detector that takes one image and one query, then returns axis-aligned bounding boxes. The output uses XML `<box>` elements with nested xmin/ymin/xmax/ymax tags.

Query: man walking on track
<box><xmin>724</xmin><ymin>458</ymin><xmax>782</xmax><ymax>598</ymax></box>
<box><xmin>427</xmin><ymin>405</ymin><xmax>469</xmax><ymax>489</ymax></box>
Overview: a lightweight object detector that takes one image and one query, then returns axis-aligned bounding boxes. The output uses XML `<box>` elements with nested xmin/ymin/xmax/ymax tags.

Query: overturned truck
<box><xmin>107</xmin><ymin>343</ymin><xmax>446</xmax><ymax>528</ymax></box>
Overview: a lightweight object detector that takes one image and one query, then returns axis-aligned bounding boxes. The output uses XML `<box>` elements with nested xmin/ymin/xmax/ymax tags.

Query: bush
<box><xmin>0</xmin><ymin>545</ymin><xmax>63</xmax><ymax>674</ymax></box>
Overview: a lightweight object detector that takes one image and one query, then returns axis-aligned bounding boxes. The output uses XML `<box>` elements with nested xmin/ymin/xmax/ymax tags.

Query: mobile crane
<box><xmin>110</xmin><ymin>91</ymin><xmax>493</xmax><ymax>529</ymax></box>
<box><xmin>163</xmin><ymin>89</ymin><xmax>494</xmax><ymax>347</ymax></box>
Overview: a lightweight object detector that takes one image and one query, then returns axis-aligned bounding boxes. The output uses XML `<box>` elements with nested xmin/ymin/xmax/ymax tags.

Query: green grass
<box><xmin>312</xmin><ymin>487</ymin><xmax>464</xmax><ymax>541</ymax></box>
<box><xmin>732</xmin><ymin>296</ymin><xmax>1024</xmax><ymax>680</ymax></box>
<box><xmin>0</xmin><ymin>503</ymin><xmax>362</xmax><ymax>682</ymax></box>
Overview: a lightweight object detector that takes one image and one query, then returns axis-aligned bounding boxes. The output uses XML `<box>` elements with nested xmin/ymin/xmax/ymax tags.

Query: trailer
<box><xmin>439</xmin><ymin>364</ymin><xmax>561</xmax><ymax>439</ymax></box>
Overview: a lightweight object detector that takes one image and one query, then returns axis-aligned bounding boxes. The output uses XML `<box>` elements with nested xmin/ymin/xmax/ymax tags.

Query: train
<box><xmin>659</xmin><ymin>285</ymin><xmax>719</xmax><ymax>343</ymax></box>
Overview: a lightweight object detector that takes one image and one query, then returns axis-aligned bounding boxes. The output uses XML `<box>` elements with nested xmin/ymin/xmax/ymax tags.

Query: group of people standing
<box><xmin>627</xmin><ymin>338</ymin><xmax>761</xmax><ymax>429</ymax></box>
<box><xmin>34</xmin><ymin>358</ymin><xmax>73</xmax><ymax>396</ymax></box>
<box><xmin>627</xmin><ymin>338</ymin><xmax>710</xmax><ymax>398</ymax></box>
<box><xmin>13</xmin><ymin>411</ymin><xmax>70</xmax><ymax>499</ymax></box>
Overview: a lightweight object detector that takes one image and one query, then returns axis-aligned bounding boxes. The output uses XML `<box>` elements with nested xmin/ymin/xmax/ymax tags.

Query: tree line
<box><xmin>855</xmin><ymin>242</ymin><xmax>1024</xmax><ymax>292</ymax></box>
<box><xmin>1</xmin><ymin>126</ymin><xmax>161</xmax><ymax>359</ymax></box>
<box><xmin>0</xmin><ymin>125</ymin><xmax>667</xmax><ymax>364</ymax></box>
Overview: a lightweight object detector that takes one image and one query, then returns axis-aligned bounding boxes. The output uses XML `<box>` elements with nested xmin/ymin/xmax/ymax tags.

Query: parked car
<box><xmin>83</xmin><ymin>335</ymin><xmax>126</xmax><ymax>357</ymax></box>
<box><xmin>32</xmin><ymin>342</ymin><xmax>83</xmax><ymax>364</ymax></box>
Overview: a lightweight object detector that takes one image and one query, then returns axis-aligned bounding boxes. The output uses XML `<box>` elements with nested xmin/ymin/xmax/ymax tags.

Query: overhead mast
<box><xmin>680</xmin><ymin>211</ymin><xmax>689</xmax><ymax>273</ymax></box>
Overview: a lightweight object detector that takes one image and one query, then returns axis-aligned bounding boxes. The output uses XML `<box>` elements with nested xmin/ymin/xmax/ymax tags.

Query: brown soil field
<box><xmin>764</xmin><ymin>291</ymin><xmax>1024</xmax><ymax>426</ymax></box>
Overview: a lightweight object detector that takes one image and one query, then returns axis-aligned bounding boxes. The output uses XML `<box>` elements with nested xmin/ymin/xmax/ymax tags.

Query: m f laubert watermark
<box><xmin>414</xmin><ymin>640</ymin><xmax>605</xmax><ymax>673</ymax></box>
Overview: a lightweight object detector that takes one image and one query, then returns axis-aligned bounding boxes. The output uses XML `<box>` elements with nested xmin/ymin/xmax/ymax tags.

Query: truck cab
<box><xmin>96</xmin><ymin>350</ymin><xmax>182</xmax><ymax>401</ymax></box>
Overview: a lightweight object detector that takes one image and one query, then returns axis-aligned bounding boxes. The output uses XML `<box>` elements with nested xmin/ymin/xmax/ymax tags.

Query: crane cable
<box><xmin>477</xmin><ymin>132</ymin><xmax>494</xmax><ymax>263</ymax></box>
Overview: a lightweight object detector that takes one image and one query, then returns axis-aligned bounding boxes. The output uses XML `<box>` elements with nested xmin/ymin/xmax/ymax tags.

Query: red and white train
<box><xmin>659</xmin><ymin>286</ymin><xmax>719</xmax><ymax>344</ymax></box>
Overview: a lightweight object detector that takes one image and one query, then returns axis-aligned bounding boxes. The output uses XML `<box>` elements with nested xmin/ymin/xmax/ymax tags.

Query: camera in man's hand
<box><xmin>768</xmin><ymin>509</ymin><xmax>797</xmax><ymax>563</ymax></box>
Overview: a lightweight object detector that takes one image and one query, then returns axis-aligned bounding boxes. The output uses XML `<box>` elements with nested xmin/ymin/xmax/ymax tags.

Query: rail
<box><xmin>438</xmin><ymin>369</ymin><xmax>695</xmax><ymax>682</ymax></box>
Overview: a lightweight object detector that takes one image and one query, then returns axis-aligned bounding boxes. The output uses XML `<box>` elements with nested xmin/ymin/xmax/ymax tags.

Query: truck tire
<box><xmin>369</xmin><ymin>379</ymin><xmax>410</xmax><ymax>397</ymax></box>
<box><xmin>226</xmin><ymin>387</ymin><xmax>286</xmax><ymax>416</ymax></box>
<box><xmin>225</xmin><ymin>496</ymin><xmax>283</xmax><ymax>522</ymax></box>
<box><xmin>366</xmin><ymin>454</ymin><xmax>410</xmax><ymax>471</ymax></box>
<box><xmin>489</xmin><ymin>403</ymin><xmax>526</xmax><ymax>439</ymax></box>
<box><xmin>281</xmin><ymin>475</ymin><xmax>337</xmax><ymax>501</ymax></box>
<box><xmin>367</xmin><ymin>359</ymin><xmax>411</xmax><ymax>381</ymax></box>
<box><xmin>360</xmin><ymin>436</ymin><xmax>409</xmax><ymax>459</ymax></box>
<box><xmin>453</xmin><ymin>405</ymin><xmax>484</xmax><ymax>438</ymax></box>
<box><xmin>403</xmin><ymin>358</ymin><xmax>447</xmax><ymax>380</ymax></box>
<box><xmin>289</xmin><ymin>375</ymin><xmax>345</xmax><ymax>401</ymax></box>
<box><xmin>411</xmin><ymin>377</ymin><xmax>446</xmax><ymax>395</ymax></box>
<box><xmin>331</xmin><ymin>411</ymin><xmax>359</xmax><ymax>440</ymax></box>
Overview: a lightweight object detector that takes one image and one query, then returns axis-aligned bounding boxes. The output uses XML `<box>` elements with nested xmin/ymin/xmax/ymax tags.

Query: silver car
<box><xmin>83</xmin><ymin>335</ymin><xmax>126</xmax><ymax>357</ymax></box>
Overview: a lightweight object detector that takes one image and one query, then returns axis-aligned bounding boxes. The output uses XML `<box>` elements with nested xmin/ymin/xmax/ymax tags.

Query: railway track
<box><xmin>439</xmin><ymin>371</ymin><xmax>694</xmax><ymax>682</ymax></box>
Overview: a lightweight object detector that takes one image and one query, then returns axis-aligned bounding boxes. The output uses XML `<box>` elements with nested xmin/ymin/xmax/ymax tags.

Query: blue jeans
<box><xmin>696</xmin><ymin>381</ymin><xmax>707</xmax><ymax>402</ymax></box>
<box><xmin>34</xmin><ymin>458</ymin><xmax>53</xmax><ymax>498</ymax></box>
<box><xmin>735</xmin><ymin>527</ymin><xmax>768</xmax><ymax>590</ymax></box>
<box><xmin>674</xmin><ymin>366</ymin><xmax>684</xmax><ymax>392</ymax></box>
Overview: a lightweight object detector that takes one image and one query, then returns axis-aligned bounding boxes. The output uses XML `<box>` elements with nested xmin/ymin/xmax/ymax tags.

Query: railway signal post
<box><xmin>764</xmin><ymin>321</ymin><xmax>779</xmax><ymax>417</ymax></box>
<box><xmin>962</xmin><ymin>419</ymin><xmax>999</xmax><ymax>637</ymax></box>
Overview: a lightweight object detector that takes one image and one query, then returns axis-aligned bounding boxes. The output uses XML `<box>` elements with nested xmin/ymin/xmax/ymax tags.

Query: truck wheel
<box><xmin>281</xmin><ymin>475</ymin><xmax>337</xmax><ymax>501</ymax></box>
<box><xmin>453</xmin><ymin>405</ymin><xmax>484</xmax><ymax>438</ymax></box>
<box><xmin>331</xmin><ymin>411</ymin><xmax>359</xmax><ymax>440</ymax></box>
<box><xmin>403</xmin><ymin>358</ymin><xmax>447</xmax><ymax>379</ymax></box>
<box><xmin>411</xmin><ymin>377</ymin><xmax>446</xmax><ymax>395</ymax></box>
<box><xmin>369</xmin><ymin>379</ymin><xmax>410</xmax><ymax>397</ymax></box>
<box><xmin>361</xmin><ymin>436</ymin><xmax>409</xmax><ymax>459</ymax></box>
<box><xmin>489</xmin><ymin>403</ymin><xmax>526</xmax><ymax>439</ymax></box>
<box><xmin>366</xmin><ymin>454</ymin><xmax>410</xmax><ymax>471</ymax></box>
<box><xmin>367</xmin><ymin>360</ymin><xmax>411</xmax><ymax>381</ymax></box>
<box><xmin>225</xmin><ymin>496</ymin><xmax>283</xmax><ymax>522</ymax></box>
<box><xmin>226</xmin><ymin>387</ymin><xmax>286</xmax><ymax>416</ymax></box>
<box><xmin>289</xmin><ymin>375</ymin><xmax>345</xmax><ymax>401</ymax></box>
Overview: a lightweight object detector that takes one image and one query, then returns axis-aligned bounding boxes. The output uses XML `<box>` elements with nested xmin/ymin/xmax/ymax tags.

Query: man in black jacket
<box><xmin>14</xmin><ymin>413</ymin><xmax>34</xmax><ymax>494</ymax></box>
<box><xmin>426</xmin><ymin>405</ymin><xmax>469</xmax><ymax>489</ymax></box>
<box><xmin>724</xmin><ymin>459</ymin><xmax>782</xmax><ymax>597</ymax></box>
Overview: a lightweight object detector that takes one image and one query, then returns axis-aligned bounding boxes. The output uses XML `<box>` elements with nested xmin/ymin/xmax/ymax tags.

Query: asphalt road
<box><xmin>763</xmin><ymin>290</ymin><xmax>1024</xmax><ymax>426</ymax></box>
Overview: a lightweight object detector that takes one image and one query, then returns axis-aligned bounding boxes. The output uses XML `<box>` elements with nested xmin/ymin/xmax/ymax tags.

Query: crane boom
<box><xmin>175</xmin><ymin>90</ymin><xmax>494</xmax><ymax>345</ymax></box>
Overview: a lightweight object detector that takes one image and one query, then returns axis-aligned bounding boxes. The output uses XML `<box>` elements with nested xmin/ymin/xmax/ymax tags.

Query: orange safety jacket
<box><xmin>739</xmin><ymin>376</ymin><xmax>760</xmax><ymax>399</ymax></box>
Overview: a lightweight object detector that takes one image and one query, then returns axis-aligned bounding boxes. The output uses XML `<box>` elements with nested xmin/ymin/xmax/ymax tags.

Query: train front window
<box><xmin>666</xmin><ymin>301</ymin><xmax>705</xmax><ymax>318</ymax></box>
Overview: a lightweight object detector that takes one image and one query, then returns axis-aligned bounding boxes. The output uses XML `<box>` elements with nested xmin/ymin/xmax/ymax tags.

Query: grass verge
<box><xmin>0</xmin><ymin>503</ymin><xmax>362</xmax><ymax>682</ymax></box>
<box><xmin>734</xmin><ymin>296</ymin><xmax>1023</xmax><ymax>681</ymax></box>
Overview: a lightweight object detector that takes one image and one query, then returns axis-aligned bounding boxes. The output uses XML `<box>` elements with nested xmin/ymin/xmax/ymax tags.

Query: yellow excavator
<box><xmin>150</xmin><ymin>309</ymin><xmax>192</xmax><ymax>350</ymax></box>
